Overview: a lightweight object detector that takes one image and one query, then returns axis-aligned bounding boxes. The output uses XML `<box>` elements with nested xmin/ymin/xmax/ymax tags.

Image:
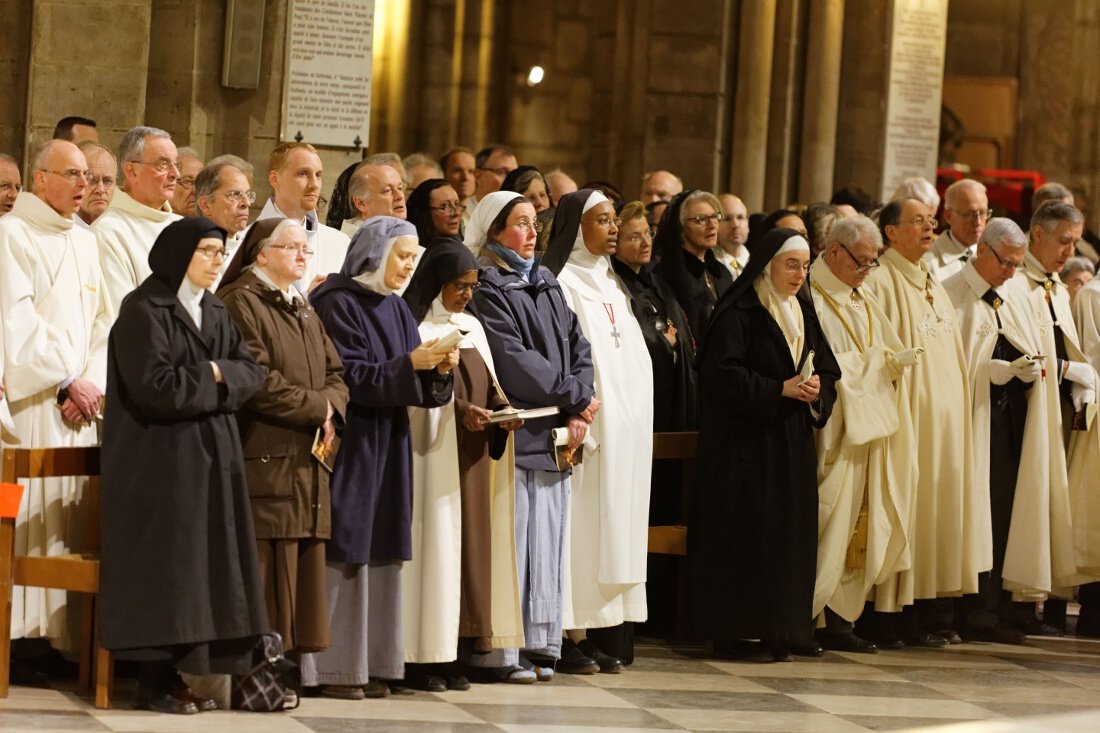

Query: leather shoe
<box><xmin>446</xmin><ymin>674</ymin><xmax>471</xmax><ymax>691</ymax></box>
<box><xmin>577</xmin><ymin>638</ymin><xmax>624</xmax><ymax>674</ymax></box>
<box><xmin>900</xmin><ymin>629</ymin><xmax>948</xmax><ymax>648</ymax></box>
<box><xmin>1012</xmin><ymin>616</ymin><xmax>1064</xmax><ymax>637</ymax></box>
<box><xmin>557</xmin><ymin>639</ymin><xmax>599</xmax><ymax>674</ymax></box>
<box><xmin>861</xmin><ymin>631</ymin><xmax>905</xmax><ymax>650</ymax></box>
<box><xmin>363</xmin><ymin>680</ymin><xmax>391</xmax><ymax>698</ymax></box>
<box><xmin>170</xmin><ymin>680</ymin><xmax>217</xmax><ymax>711</ymax></box>
<box><xmin>817</xmin><ymin>631</ymin><xmax>877</xmax><ymax>654</ymax></box>
<box><xmin>132</xmin><ymin>687</ymin><xmax>200</xmax><ymax>715</ymax></box>
<box><xmin>320</xmin><ymin>684</ymin><xmax>366</xmax><ymax>700</ymax></box>
<box><xmin>962</xmin><ymin>625</ymin><xmax>1026</xmax><ymax>645</ymax></box>
<box><xmin>933</xmin><ymin>628</ymin><xmax>962</xmax><ymax>645</ymax></box>
<box><xmin>790</xmin><ymin>641</ymin><xmax>824</xmax><ymax>657</ymax></box>
<box><xmin>407</xmin><ymin>674</ymin><xmax>447</xmax><ymax>692</ymax></box>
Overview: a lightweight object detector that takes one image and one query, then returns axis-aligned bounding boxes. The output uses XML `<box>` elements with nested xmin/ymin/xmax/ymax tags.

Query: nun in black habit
<box><xmin>652</xmin><ymin>190</ymin><xmax>732</xmax><ymax>340</ymax></box>
<box><xmin>687</xmin><ymin>227</ymin><xmax>841</xmax><ymax>663</ymax></box>
<box><xmin>100</xmin><ymin>217</ymin><xmax>269</xmax><ymax>714</ymax></box>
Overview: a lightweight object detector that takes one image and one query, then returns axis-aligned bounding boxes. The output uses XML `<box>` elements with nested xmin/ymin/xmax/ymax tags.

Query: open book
<box><xmin>484</xmin><ymin>405</ymin><xmax>560</xmax><ymax>425</ymax></box>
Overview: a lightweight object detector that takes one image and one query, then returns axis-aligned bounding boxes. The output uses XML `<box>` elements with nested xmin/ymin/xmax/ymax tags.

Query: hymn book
<box><xmin>312</xmin><ymin>429</ymin><xmax>341</xmax><ymax>473</ymax></box>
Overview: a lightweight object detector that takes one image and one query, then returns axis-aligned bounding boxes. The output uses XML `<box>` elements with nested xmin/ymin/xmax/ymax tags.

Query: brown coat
<box><xmin>219</xmin><ymin>270</ymin><xmax>349</xmax><ymax>539</ymax></box>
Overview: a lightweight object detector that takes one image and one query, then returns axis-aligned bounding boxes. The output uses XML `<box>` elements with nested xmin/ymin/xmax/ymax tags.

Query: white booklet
<box><xmin>799</xmin><ymin>350</ymin><xmax>815</xmax><ymax>384</ymax></box>
<box><xmin>484</xmin><ymin>406</ymin><xmax>560</xmax><ymax>424</ymax></box>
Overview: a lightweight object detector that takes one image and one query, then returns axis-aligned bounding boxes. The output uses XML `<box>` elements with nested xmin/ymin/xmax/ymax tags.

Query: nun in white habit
<box><xmin>542</xmin><ymin>190</ymin><xmax>654</xmax><ymax>671</ymax></box>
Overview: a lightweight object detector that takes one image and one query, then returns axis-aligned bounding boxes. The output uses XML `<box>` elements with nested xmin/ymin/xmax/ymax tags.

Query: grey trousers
<box><xmin>300</xmin><ymin>561</ymin><xmax>404</xmax><ymax>686</ymax></box>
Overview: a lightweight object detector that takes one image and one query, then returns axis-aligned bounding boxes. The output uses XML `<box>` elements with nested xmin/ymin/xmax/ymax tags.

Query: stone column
<box><xmin>764</xmin><ymin>0</ymin><xmax>806</xmax><ymax>209</ymax></box>
<box><xmin>729</xmin><ymin>0</ymin><xmax>777</xmax><ymax>211</ymax></box>
<box><xmin>0</xmin><ymin>2</ymin><xmax>33</xmax><ymax>162</ymax></box>
<box><xmin>24</xmin><ymin>0</ymin><xmax>153</xmax><ymax>157</ymax></box>
<box><xmin>797</xmin><ymin>0</ymin><xmax>845</xmax><ymax>203</ymax></box>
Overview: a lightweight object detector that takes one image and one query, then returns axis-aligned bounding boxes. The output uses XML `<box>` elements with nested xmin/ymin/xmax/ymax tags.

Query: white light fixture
<box><xmin>526</xmin><ymin>65</ymin><xmax>545</xmax><ymax>87</ymax></box>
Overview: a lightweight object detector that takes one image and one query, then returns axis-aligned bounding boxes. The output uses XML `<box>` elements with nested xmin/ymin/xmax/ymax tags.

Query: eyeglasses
<box><xmin>625</xmin><ymin>230</ymin><xmax>654</xmax><ymax>245</ymax></box>
<box><xmin>582</xmin><ymin>216</ymin><xmax>622</xmax><ymax>230</ymax></box>
<box><xmin>986</xmin><ymin>244</ymin><xmax>1021</xmax><ymax>270</ymax></box>
<box><xmin>195</xmin><ymin>244</ymin><xmax>228</xmax><ymax>260</ymax></box>
<box><xmin>781</xmin><ymin>259</ymin><xmax>811</xmax><ymax>273</ymax></box>
<box><xmin>430</xmin><ymin>202</ymin><xmax>467</xmax><ymax>214</ymax></box>
<box><xmin>513</xmin><ymin>218</ymin><xmax>544</xmax><ymax>233</ymax></box>
<box><xmin>685</xmin><ymin>213</ymin><xmax>723</xmax><ymax>226</ymax></box>
<box><xmin>448</xmin><ymin>279</ymin><xmax>481</xmax><ymax>294</ymax></box>
<box><xmin>86</xmin><ymin>174</ymin><xmax>116</xmax><ymax>189</ymax></box>
<box><xmin>950</xmin><ymin>208</ymin><xmax>993</xmax><ymax>222</ymax></box>
<box><xmin>214</xmin><ymin>189</ymin><xmax>257</xmax><ymax>205</ymax></box>
<box><xmin>134</xmin><ymin>159</ymin><xmax>180</xmax><ymax>175</ymax></box>
<box><xmin>0</xmin><ymin>182</ymin><xmax>22</xmax><ymax>195</ymax></box>
<box><xmin>42</xmin><ymin>168</ymin><xmax>89</xmax><ymax>183</ymax></box>
<box><xmin>837</xmin><ymin>243</ymin><xmax>880</xmax><ymax>273</ymax></box>
<box><xmin>267</xmin><ymin>244</ymin><xmax>315</xmax><ymax>258</ymax></box>
<box><xmin>477</xmin><ymin>166</ymin><xmax>512</xmax><ymax>177</ymax></box>
<box><xmin>177</xmin><ymin>177</ymin><xmax>196</xmax><ymax>189</ymax></box>
<box><xmin>902</xmin><ymin>215</ymin><xmax>938</xmax><ymax>230</ymax></box>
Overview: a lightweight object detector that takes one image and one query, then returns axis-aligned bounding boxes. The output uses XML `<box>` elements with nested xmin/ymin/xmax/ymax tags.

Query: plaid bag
<box><xmin>231</xmin><ymin>632</ymin><xmax>300</xmax><ymax>712</ymax></box>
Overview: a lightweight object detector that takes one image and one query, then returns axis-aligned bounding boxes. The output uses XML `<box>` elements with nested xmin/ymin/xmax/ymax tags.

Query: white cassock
<box><xmin>944</xmin><ymin>263</ymin><xmax>1076</xmax><ymax>597</ymax></box>
<box><xmin>809</xmin><ymin>258</ymin><xmax>917</xmax><ymax>619</ymax></box>
<box><xmin>93</xmin><ymin>189</ymin><xmax>180</xmax><ymax>318</ymax></box>
<box><xmin>0</xmin><ymin>192</ymin><xmax>110</xmax><ymax>644</ymax></box>
<box><xmin>404</xmin><ymin>300</ymin><xmax>524</xmax><ymax>661</ymax></box>
<box><xmin>715</xmin><ymin>245</ymin><xmax>749</xmax><ymax>281</ymax></box>
<box><xmin>557</xmin><ymin>245</ymin><xmax>653</xmax><ymax>629</ymax></box>
<box><xmin>1019</xmin><ymin>258</ymin><xmax>1100</xmax><ymax>585</ymax></box>
<box><xmin>924</xmin><ymin>230</ymin><xmax>975</xmax><ymax>283</ymax></box>
<box><xmin>254</xmin><ymin>199</ymin><xmax>350</xmax><ymax>292</ymax></box>
<box><xmin>865</xmin><ymin>247</ymin><xmax>990</xmax><ymax>599</ymax></box>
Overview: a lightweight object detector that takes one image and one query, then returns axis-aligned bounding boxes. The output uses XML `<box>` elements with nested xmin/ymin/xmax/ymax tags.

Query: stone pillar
<box><xmin>24</xmin><ymin>0</ymin><xmax>153</xmax><ymax>157</ymax></box>
<box><xmin>729</xmin><ymin>0</ymin><xmax>777</xmax><ymax>211</ymax></box>
<box><xmin>763</xmin><ymin>0</ymin><xmax>806</xmax><ymax>209</ymax></box>
<box><xmin>0</xmin><ymin>1</ymin><xmax>32</xmax><ymax>163</ymax></box>
<box><xmin>797</xmin><ymin>0</ymin><xmax>845</xmax><ymax>203</ymax></box>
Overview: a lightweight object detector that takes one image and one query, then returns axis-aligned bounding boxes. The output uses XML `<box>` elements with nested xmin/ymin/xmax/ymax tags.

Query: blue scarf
<box><xmin>486</xmin><ymin>241</ymin><xmax>536</xmax><ymax>281</ymax></box>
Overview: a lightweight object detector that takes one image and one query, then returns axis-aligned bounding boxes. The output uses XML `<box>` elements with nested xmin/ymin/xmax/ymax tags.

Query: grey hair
<box><xmin>980</xmin><ymin>217</ymin><xmax>1027</xmax><ymax>251</ymax></box>
<box><xmin>194</xmin><ymin>159</ymin><xmax>246</xmax><ymax>200</ymax></box>
<box><xmin>893</xmin><ymin>177</ymin><xmax>941</xmax><ymax>212</ymax></box>
<box><xmin>117</xmin><ymin>126</ymin><xmax>172</xmax><ymax>177</ymax></box>
<box><xmin>402</xmin><ymin>152</ymin><xmax>441</xmax><ymax>176</ymax></box>
<box><xmin>348</xmin><ymin>162</ymin><xmax>380</xmax><ymax>204</ymax></box>
<box><xmin>827</xmin><ymin>215</ymin><xmax>882</xmax><ymax>251</ymax></box>
<box><xmin>1031</xmin><ymin>201</ymin><xmax>1084</xmax><ymax>232</ymax></box>
<box><xmin>176</xmin><ymin>146</ymin><xmax>202</xmax><ymax>164</ymax></box>
<box><xmin>944</xmin><ymin>178</ymin><xmax>987</xmax><ymax>209</ymax></box>
<box><xmin>677</xmin><ymin>190</ymin><xmax>722</xmax><ymax>227</ymax></box>
<box><xmin>0</xmin><ymin>152</ymin><xmax>17</xmax><ymax>166</ymax></box>
<box><xmin>1061</xmin><ymin>257</ymin><xmax>1095</xmax><ymax>280</ymax></box>
<box><xmin>1033</xmin><ymin>182</ymin><xmax>1074</xmax><ymax>211</ymax></box>
<box><xmin>362</xmin><ymin>152</ymin><xmax>407</xmax><ymax>183</ymax></box>
<box><xmin>208</xmin><ymin>154</ymin><xmax>254</xmax><ymax>178</ymax></box>
<box><xmin>260</xmin><ymin>218</ymin><xmax>305</xmax><ymax>250</ymax></box>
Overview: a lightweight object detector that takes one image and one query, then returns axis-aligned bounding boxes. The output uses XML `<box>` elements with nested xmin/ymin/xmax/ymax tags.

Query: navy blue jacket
<box><xmin>470</xmin><ymin>257</ymin><xmax>594</xmax><ymax>472</ymax></box>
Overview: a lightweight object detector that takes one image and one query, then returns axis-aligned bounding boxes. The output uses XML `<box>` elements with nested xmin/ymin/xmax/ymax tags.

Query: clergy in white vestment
<box><xmin>397</xmin><ymin>238</ymin><xmax>525</xmax><ymax>687</ymax></box>
<box><xmin>944</xmin><ymin>218</ymin><xmax>1076</xmax><ymax>644</ymax></box>
<box><xmin>808</xmin><ymin>217</ymin><xmax>918</xmax><ymax>654</ymax></box>
<box><xmin>338</xmin><ymin>163</ymin><xmax>409</xmax><ymax>238</ymax></box>
<box><xmin>924</xmin><ymin>179</ymin><xmax>990</xmax><ymax>282</ymax></box>
<box><xmin>543</xmin><ymin>189</ymin><xmax>654</xmax><ymax>672</ymax></box>
<box><xmin>94</xmin><ymin>126</ymin><xmax>182</xmax><ymax>318</ymax></box>
<box><xmin>74</xmin><ymin>142</ymin><xmax>116</xmax><ymax>231</ymax></box>
<box><xmin>862</xmin><ymin>197</ymin><xmax>990</xmax><ymax>648</ymax></box>
<box><xmin>253</xmin><ymin>142</ymin><xmax>350</xmax><ymax>294</ymax></box>
<box><xmin>1017</xmin><ymin>201</ymin><xmax>1100</xmax><ymax>637</ymax></box>
<box><xmin>0</xmin><ymin>140</ymin><xmax>110</xmax><ymax>645</ymax></box>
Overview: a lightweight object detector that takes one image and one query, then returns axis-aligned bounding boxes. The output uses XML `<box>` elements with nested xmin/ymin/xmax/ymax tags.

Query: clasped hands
<box><xmin>59</xmin><ymin>377</ymin><xmax>103</xmax><ymax>425</ymax></box>
<box><xmin>988</xmin><ymin>355</ymin><xmax>1042</xmax><ymax>386</ymax></box>
<box><xmin>409</xmin><ymin>337</ymin><xmax>461</xmax><ymax>375</ymax></box>
<box><xmin>782</xmin><ymin>374</ymin><xmax>819</xmax><ymax>403</ymax></box>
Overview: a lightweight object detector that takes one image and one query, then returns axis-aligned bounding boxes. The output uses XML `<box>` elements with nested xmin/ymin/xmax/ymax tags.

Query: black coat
<box><xmin>611</xmin><ymin>258</ymin><xmax>698</xmax><ymax>431</ymax></box>
<box><xmin>99</xmin><ymin>278</ymin><xmax>269</xmax><ymax>675</ymax></box>
<box><xmin>688</xmin><ymin>269</ymin><xmax>840</xmax><ymax>646</ymax></box>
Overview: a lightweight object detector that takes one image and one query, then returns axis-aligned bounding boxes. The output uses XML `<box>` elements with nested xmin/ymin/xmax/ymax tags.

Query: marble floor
<box><xmin>2</xmin><ymin>636</ymin><xmax>1099</xmax><ymax>733</ymax></box>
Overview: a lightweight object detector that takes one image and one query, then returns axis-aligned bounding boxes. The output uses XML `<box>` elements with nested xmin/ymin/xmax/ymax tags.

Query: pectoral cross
<box><xmin>610</xmin><ymin>324</ymin><xmax>622</xmax><ymax>348</ymax></box>
<box><xmin>603</xmin><ymin>303</ymin><xmax>622</xmax><ymax>348</ymax></box>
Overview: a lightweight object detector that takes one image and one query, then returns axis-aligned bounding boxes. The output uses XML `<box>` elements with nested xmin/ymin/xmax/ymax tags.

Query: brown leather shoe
<box><xmin>132</xmin><ymin>686</ymin><xmax>200</xmax><ymax>715</ymax></box>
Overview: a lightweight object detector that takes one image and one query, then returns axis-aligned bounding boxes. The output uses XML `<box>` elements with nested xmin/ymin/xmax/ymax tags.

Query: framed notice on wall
<box><xmin>880</xmin><ymin>0</ymin><xmax>949</xmax><ymax>201</ymax></box>
<box><xmin>281</xmin><ymin>0</ymin><xmax>375</xmax><ymax>148</ymax></box>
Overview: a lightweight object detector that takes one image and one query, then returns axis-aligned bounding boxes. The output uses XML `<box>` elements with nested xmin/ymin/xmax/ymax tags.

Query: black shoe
<box><xmin>932</xmin><ymin>628</ymin><xmax>962</xmax><ymax>645</ymax></box>
<box><xmin>961</xmin><ymin>625</ymin><xmax>1027</xmax><ymax>645</ymax></box>
<box><xmin>446</xmin><ymin>674</ymin><xmax>471</xmax><ymax>691</ymax></box>
<box><xmin>1013</xmin><ymin>616</ymin><xmax>1065</xmax><ymax>637</ymax></box>
<box><xmin>817</xmin><ymin>631</ymin><xmax>878</xmax><ymax>654</ymax></box>
<box><xmin>132</xmin><ymin>687</ymin><xmax>200</xmax><ymax>715</ymax></box>
<box><xmin>406</xmin><ymin>674</ymin><xmax>447</xmax><ymax>692</ymax></box>
<box><xmin>861</xmin><ymin>631</ymin><xmax>905</xmax><ymax>649</ymax></box>
<box><xmin>790</xmin><ymin>641</ymin><xmax>824</xmax><ymax>657</ymax></box>
<box><xmin>900</xmin><ymin>629</ymin><xmax>948</xmax><ymax>648</ymax></box>
<box><xmin>576</xmin><ymin>638</ymin><xmax>624</xmax><ymax>674</ymax></box>
<box><xmin>557</xmin><ymin>639</ymin><xmax>599</xmax><ymax>674</ymax></box>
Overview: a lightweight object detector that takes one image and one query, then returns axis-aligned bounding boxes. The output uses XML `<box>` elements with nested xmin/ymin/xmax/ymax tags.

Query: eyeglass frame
<box><xmin>86</xmin><ymin>173</ymin><xmax>116</xmax><ymax>189</ymax></box>
<box><xmin>984</xmin><ymin>242</ymin><xmax>1022</xmax><ymax>270</ymax></box>
<box><xmin>624</xmin><ymin>230</ymin><xmax>655</xmax><ymax>246</ymax></box>
<box><xmin>195</xmin><ymin>244</ymin><xmax>228</xmax><ymax>260</ymax></box>
<box><xmin>40</xmin><ymin>168</ymin><xmax>89</xmax><ymax>184</ymax></box>
<box><xmin>446</xmin><ymin>279</ymin><xmax>481</xmax><ymax>295</ymax></box>
<box><xmin>582</xmin><ymin>216</ymin><xmax>622</xmax><ymax>230</ymax></box>
<box><xmin>835</xmin><ymin>242</ymin><xmax>880</xmax><ymax>273</ymax></box>
<box><xmin>266</xmin><ymin>243</ymin><xmax>315</xmax><ymax>258</ymax></box>
<box><xmin>685</xmin><ymin>213</ymin><xmax>724</xmax><ymax>226</ymax></box>
<box><xmin>430</xmin><ymin>202</ymin><xmax>467</xmax><ymax>214</ymax></box>
<box><xmin>206</xmin><ymin>189</ymin><xmax>257</xmax><ymax>205</ymax></box>
<box><xmin>131</xmin><ymin>158</ymin><xmax>181</xmax><ymax>175</ymax></box>
<box><xmin>0</xmin><ymin>181</ymin><xmax>24</xmax><ymax>194</ymax></box>
<box><xmin>900</xmin><ymin>215</ymin><xmax>939</xmax><ymax>231</ymax></box>
<box><xmin>512</xmin><ymin>218</ymin><xmax>544</xmax><ymax>233</ymax></box>
<box><xmin>948</xmin><ymin>207</ymin><xmax>994</xmax><ymax>223</ymax></box>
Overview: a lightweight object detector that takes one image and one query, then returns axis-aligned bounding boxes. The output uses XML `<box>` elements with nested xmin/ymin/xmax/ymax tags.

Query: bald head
<box><xmin>33</xmin><ymin>140</ymin><xmax>88</xmax><ymax>218</ymax></box>
<box><xmin>350</xmin><ymin>163</ymin><xmax>407</xmax><ymax>220</ymax></box>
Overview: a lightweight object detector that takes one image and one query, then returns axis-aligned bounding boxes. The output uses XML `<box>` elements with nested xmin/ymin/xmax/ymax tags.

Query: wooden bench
<box><xmin>647</xmin><ymin>431</ymin><xmax>697</xmax><ymax>556</ymax></box>
<box><xmin>0</xmin><ymin>447</ymin><xmax>112</xmax><ymax>708</ymax></box>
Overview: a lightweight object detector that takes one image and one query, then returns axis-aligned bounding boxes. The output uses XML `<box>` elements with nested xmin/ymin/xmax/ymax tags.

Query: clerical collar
<box><xmin>944</xmin><ymin>229</ymin><xmax>976</xmax><ymax>260</ymax></box>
